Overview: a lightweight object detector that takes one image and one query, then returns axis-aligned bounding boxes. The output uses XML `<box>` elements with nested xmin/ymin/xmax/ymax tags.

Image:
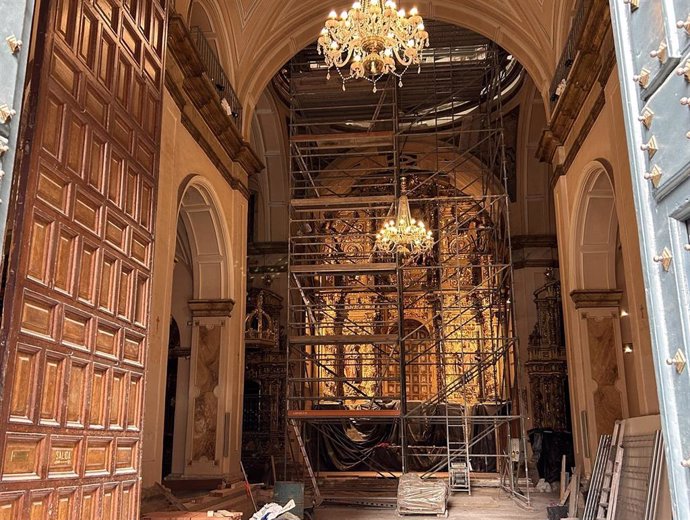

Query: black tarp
<box><xmin>309</xmin><ymin>402</ymin><xmax>508</xmax><ymax>473</ymax></box>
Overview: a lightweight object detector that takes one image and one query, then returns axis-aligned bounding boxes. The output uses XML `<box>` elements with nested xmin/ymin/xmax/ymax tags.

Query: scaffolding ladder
<box><xmin>446</xmin><ymin>407</ymin><xmax>472</xmax><ymax>493</ymax></box>
<box><xmin>596</xmin><ymin>421</ymin><xmax>624</xmax><ymax>520</ymax></box>
<box><xmin>288</xmin><ymin>419</ymin><xmax>322</xmax><ymax>507</ymax></box>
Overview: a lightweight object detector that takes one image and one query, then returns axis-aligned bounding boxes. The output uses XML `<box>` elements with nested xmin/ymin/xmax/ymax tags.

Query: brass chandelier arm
<box><xmin>317</xmin><ymin>0</ymin><xmax>429</xmax><ymax>90</ymax></box>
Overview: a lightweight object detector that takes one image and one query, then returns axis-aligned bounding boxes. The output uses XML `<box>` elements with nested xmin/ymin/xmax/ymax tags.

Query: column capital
<box><xmin>188</xmin><ymin>298</ymin><xmax>235</xmax><ymax>318</ymax></box>
<box><xmin>569</xmin><ymin>289</ymin><xmax>623</xmax><ymax>309</ymax></box>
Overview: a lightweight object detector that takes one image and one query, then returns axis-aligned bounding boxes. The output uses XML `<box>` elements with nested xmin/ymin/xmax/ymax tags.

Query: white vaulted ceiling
<box><xmin>176</xmin><ymin>0</ymin><xmax>577</xmax><ymax>132</ymax></box>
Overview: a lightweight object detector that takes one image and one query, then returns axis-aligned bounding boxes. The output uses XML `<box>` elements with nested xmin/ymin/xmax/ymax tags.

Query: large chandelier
<box><xmin>376</xmin><ymin>178</ymin><xmax>433</xmax><ymax>256</ymax></box>
<box><xmin>317</xmin><ymin>0</ymin><xmax>429</xmax><ymax>92</ymax></box>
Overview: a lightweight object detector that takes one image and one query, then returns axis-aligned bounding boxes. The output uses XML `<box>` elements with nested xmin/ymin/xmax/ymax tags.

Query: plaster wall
<box><xmin>554</xmin><ymin>69</ymin><xmax>659</xmax><ymax>472</ymax></box>
<box><xmin>142</xmin><ymin>88</ymin><xmax>249</xmax><ymax>487</ymax></box>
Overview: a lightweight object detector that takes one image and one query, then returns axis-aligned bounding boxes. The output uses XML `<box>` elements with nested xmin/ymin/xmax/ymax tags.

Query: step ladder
<box><xmin>596</xmin><ymin>421</ymin><xmax>625</xmax><ymax>520</ymax></box>
<box><xmin>582</xmin><ymin>434</ymin><xmax>613</xmax><ymax>520</ymax></box>
<box><xmin>288</xmin><ymin>419</ymin><xmax>322</xmax><ymax>507</ymax></box>
<box><xmin>446</xmin><ymin>408</ymin><xmax>471</xmax><ymax>493</ymax></box>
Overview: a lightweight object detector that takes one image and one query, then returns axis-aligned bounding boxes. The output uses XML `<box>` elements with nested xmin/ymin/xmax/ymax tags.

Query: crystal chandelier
<box><xmin>376</xmin><ymin>178</ymin><xmax>433</xmax><ymax>256</ymax></box>
<box><xmin>317</xmin><ymin>0</ymin><xmax>429</xmax><ymax>92</ymax></box>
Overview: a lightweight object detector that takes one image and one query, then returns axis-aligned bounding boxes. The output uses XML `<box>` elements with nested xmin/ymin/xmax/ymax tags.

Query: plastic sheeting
<box><xmin>396</xmin><ymin>473</ymin><xmax>448</xmax><ymax>516</ymax></box>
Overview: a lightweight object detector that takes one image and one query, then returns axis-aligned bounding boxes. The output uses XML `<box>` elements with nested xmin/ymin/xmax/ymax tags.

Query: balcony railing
<box><xmin>189</xmin><ymin>26</ymin><xmax>243</xmax><ymax>129</ymax></box>
<box><xmin>548</xmin><ymin>0</ymin><xmax>589</xmax><ymax>107</ymax></box>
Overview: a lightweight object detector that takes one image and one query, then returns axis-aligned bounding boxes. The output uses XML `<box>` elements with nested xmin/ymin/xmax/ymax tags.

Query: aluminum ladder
<box><xmin>445</xmin><ymin>406</ymin><xmax>471</xmax><ymax>493</ymax></box>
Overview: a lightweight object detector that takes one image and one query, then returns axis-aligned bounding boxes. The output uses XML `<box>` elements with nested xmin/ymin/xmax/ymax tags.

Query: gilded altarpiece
<box><xmin>0</xmin><ymin>0</ymin><xmax>167</xmax><ymax>517</ymax></box>
<box><xmin>309</xmin><ymin>204</ymin><xmax>506</xmax><ymax>407</ymax></box>
<box><xmin>526</xmin><ymin>273</ymin><xmax>569</xmax><ymax>430</ymax></box>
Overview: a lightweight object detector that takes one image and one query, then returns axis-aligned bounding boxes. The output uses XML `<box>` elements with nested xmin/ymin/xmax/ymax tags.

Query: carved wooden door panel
<box><xmin>610</xmin><ymin>0</ymin><xmax>690</xmax><ymax>516</ymax></box>
<box><xmin>0</xmin><ymin>0</ymin><xmax>167</xmax><ymax>518</ymax></box>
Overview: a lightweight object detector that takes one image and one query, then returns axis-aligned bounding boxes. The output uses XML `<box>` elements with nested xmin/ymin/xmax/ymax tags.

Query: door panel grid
<box><xmin>0</xmin><ymin>0</ymin><xmax>167</xmax><ymax>517</ymax></box>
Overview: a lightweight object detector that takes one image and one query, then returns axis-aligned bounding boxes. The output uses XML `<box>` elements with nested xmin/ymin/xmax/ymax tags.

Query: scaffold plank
<box><xmin>290</xmin><ymin>131</ymin><xmax>393</xmax><ymax>145</ymax></box>
<box><xmin>290</xmin><ymin>334</ymin><xmax>398</xmax><ymax>345</ymax></box>
<box><xmin>288</xmin><ymin>409</ymin><xmax>401</xmax><ymax>419</ymax></box>
<box><xmin>291</xmin><ymin>195</ymin><xmax>395</xmax><ymax>209</ymax></box>
<box><xmin>290</xmin><ymin>263</ymin><xmax>396</xmax><ymax>273</ymax></box>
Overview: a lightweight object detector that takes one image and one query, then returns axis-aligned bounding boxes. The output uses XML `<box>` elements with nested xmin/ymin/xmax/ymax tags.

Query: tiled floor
<box><xmin>313</xmin><ymin>490</ymin><xmax>557</xmax><ymax>519</ymax></box>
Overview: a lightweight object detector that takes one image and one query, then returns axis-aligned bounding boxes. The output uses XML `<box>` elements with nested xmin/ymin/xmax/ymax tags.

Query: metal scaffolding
<box><xmin>285</xmin><ymin>21</ymin><xmax>529</xmax><ymax>506</ymax></box>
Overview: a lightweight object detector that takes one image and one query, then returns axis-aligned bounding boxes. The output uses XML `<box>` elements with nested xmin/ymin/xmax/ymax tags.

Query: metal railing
<box><xmin>189</xmin><ymin>26</ymin><xmax>243</xmax><ymax>129</ymax></box>
<box><xmin>548</xmin><ymin>0</ymin><xmax>590</xmax><ymax>107</ymax></box>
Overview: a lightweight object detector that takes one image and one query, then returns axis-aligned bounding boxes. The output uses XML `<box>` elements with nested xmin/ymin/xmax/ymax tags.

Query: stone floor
<box><xmin>313</xmin><ymin>490</ymin><xmax>558</xmax><ymax>519</ymax></box>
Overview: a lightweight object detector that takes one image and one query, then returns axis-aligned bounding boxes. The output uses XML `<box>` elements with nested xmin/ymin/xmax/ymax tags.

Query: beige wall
<box><xmin>142</xmin><ymin>89</ymin><xmax>249</xmax><ymax>487</ymax></box>
<box><xmin>554</xmin><ymin>69</ymin><xmax>659</xmax><ymax>472</ymax></box>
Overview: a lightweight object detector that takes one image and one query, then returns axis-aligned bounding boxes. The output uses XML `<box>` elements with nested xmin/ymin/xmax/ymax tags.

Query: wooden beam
<box><xmin>290</xmin><ymin>334</ymin><xmax>398</xmax><ymax>345</ymax></box>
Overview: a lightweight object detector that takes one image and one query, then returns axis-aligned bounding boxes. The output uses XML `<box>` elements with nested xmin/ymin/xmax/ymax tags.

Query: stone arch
<box><xmin>570</xmin><ymin>161</ymin><xmax>618</xmax><ymax>291</ymax></box>
<box><xmin>178</xmin><ymin>177</ymin><xmax>233</xmax><ymax>299</ymax></box>
<box><xmin>249</xmin><ymin>91</ymin><xmax>289</xmax><ymax>242</ymax></box>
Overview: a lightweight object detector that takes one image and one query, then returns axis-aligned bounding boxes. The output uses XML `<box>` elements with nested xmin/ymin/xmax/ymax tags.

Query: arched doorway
<box><xmin>162</xmin><ymin>180</ymin><xmax>233</xmax><ymax>481</ymax></box>
<box><xmin>568</xmin><ymin>164</ymin><xmax>629</xmax><ymax>469</ymax></box>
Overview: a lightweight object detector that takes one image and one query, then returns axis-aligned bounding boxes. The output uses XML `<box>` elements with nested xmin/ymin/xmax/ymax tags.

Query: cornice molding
<box><xmin>513</xmin><ymin>259</ymin><xmax>559</xmax><ymax>271</ymax></box>
<box><xmin>570</xmin><ymin>289</ymin><xmax>623</xmax><ymax>309</ymax></box>
<box><xmin>551</xmin><ymin>89</ymin><xmax>607</xmax><ymax>188</ymax></box>
<box><xmin>189</xmin><ymin>299</ymin><xmax>236</xmax><ymax>318</ymax></box>
<box><xmin>166</xmin><ymin>13</ymin><xmax>264</xmax><ymax>191</ymax></box>
<box><xmin>511</xmin><ymin>234</ymin><xmax>558</xmax><ymax>250</ymax></box>
<box><xmin>537</xmin><ymin>0</ymin><xmax>613</xmax><ymax>168</ymax></box>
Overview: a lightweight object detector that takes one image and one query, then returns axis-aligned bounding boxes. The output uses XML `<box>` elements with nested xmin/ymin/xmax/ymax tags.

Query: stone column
<box><xmin>569</xmin><ymin>290</ymin><xmax>629</xmax><ymax>469</ymax></box>
<box><xmin>184</xmin><ymin>299</ymin><xmax>235</xmax><ymax>477</ymax></box>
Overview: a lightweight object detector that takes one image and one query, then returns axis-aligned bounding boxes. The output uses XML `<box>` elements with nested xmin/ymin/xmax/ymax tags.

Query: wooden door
<box><xmin>0</xmin><ymin>0</ymin><xmax>167</xmax><ymax>517</ymax></box>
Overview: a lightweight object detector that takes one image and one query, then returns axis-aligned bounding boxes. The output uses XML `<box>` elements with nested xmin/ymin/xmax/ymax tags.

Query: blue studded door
<box><xmin>610</xmin><ymin>0</ymin><xmax>690</xmax><ymax>516</ymax></box>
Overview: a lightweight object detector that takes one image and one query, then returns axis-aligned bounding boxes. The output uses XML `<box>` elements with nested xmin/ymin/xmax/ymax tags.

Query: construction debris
<box><xmin>249</xmin><ymin>499</ymin><xmax>296</xmax><ymax>520</ymax></box>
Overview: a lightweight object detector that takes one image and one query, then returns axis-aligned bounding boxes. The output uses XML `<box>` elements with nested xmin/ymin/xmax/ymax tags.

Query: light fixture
<box><xmin>317</xmin><ymin>0</ymin><xmax>429</xmax><ymax>92</ymax></box>
<box><xmin>375</xmin><ymin>177</ymin><xmax>432</xmax><ymax>256</ymax></box>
